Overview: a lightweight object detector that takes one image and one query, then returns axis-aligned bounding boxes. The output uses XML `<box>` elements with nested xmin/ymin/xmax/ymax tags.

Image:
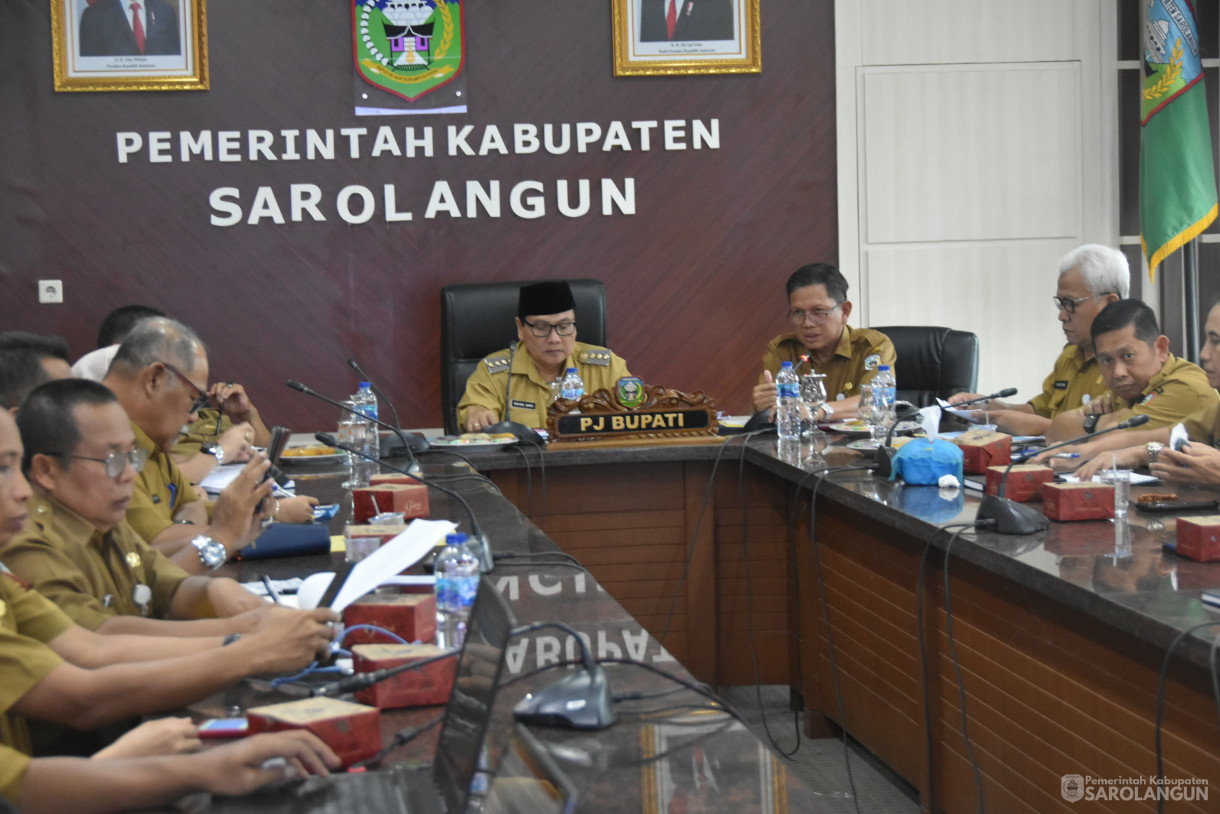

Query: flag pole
<box><xmin>1184</xmin><ymin>238</ymin><xmax>1200</xmax><ymax>363</ymax></box>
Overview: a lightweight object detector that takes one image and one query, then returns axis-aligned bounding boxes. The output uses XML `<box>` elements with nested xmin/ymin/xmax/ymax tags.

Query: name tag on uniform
<box><xmin>511</xmin><ymin>399</ymin><xmax>536</xmax><ymax>409</ymax></box>
<box><xmin>1053</xmin><ymin>380</ymin><xmax>1068</xmax><ymax>390</ymax></box>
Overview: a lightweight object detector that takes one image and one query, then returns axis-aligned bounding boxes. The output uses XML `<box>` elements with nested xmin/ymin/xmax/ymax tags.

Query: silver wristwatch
<box><xmin>820</xmin><ymin>403</ymin><xmax>835</xmax><ymax>421</ymax></box>
<box><xmin>203</xmin><ymin>443</ymin><xmax>224</xmax><ymax>465</ymax></box>
<box><xmin>1146</xmin><ymin>441</ymin><xmax>1165</xmax><ymax>467</ymax></box>
<box><xmin>191</xmin><ymin>535</ymin><xmax>227</xmax><ymax>570</ymax></box>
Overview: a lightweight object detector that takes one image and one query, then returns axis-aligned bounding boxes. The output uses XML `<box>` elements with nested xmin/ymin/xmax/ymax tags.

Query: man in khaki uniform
<box><xmin>949</xmin><ymin>244</ymin><xmax>1128</xmax><ymax>435</ymax></box>
<box><xmin>6</xmin><ymin>379</ymin><xmax>269</xmax><ymax>635</ymax></box>
<box><xmin>102</xmin><ymin>318</ymin><xmax>273</xmax><ymax>573</ymax></box>
<box><xmin>459</xmin><ymin>281</ymin><xmax>632</xmax><ymax>431</ymax></box>
<box><xmin>752</xmin><ymin>263</ymin><xmax>895</xmax><ymax>421</ymax></box>
<box><xmin>0</xmin><ymin>408</ymin><xmax>340</xmax><ymax>811</ymax></box>
<box><xmin>1039</xmin><ymin>300</ymin><xmax>1218</xmax><ymax>467</ymax></box>
<box><xmin>1070</xmin><ymin>299</ymin><xmax>1220</xmax><ymax>484</ymax></box>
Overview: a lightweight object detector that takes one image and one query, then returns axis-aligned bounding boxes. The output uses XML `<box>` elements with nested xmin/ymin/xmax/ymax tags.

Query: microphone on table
<box><xmin>315</xmin><ymin>431</ymin><xmax>492</xmax><ymax>572</ymax></box>
<box><xmin>976</xmin><ymin>413</ymin><xmax>1150</xmax><ymax>535</ymax></box>
<box><xmin>950</xmin><ymin>387</ymin><xmax>1018</xmax><ymax>410</ymax></box>
<box><xmin>286</xmin><ymin>379</ymin><xmax>428</xmax><ymax>470</ymax></box>
<box><xmin>313</xmin><ymin>649</ymin><xmax>458</xmax><ymax>697</ymax></box>
<box><xmin>347</xmin><ymin>358</ymin><xmax>405</xmax><ymax>440</ymax></box>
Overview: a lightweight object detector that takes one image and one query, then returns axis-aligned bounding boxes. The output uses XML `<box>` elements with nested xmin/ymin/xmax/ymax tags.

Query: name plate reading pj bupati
<box><xmin>547</xmin><ymin>378</ymin><xmax>719</xmax><ymax>443</ymax></box>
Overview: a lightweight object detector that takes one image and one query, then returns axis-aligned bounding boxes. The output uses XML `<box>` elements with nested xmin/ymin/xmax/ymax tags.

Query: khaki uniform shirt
<box><xmin>760</xmin><ymin>326</ymin><xmax>896</xmax><ymax>403</ymax></box>
<box><xmin>0</xmin><ymin>563</ymin><xmax>73</xmax><ymax>794</ymax></box>
<box><xmin>172</xmin><ymin>409</ymin><xmax>232</xmax><ymax>459</ymax></box>
<box><xmin>1028</xmin><ymin>344</ymin><xmax>1109</xmax><ymax>418</ymax></box>
<box><xmin>128</xmin><ymin>421</ymin><xmax>200</xmax><ymax>543</ymax></box>
<box><xmin>5</xmin><ymin>493</ymin><xmax>190</xmax><ymax>630</ymax></box>
<box><xmin>1183</xmin><ymin>401</ymin><xmax>1220</xmax><ymax>444</ymax></box>
<box><xmin>458</xmin><ymin>341</ymin><xmax>632</xmax><ymax>430</ymax></box>
<box><xmin>1112</xmin><ymin>355</ymin><xmax>1219</xmax><ymax>428</ymax></box>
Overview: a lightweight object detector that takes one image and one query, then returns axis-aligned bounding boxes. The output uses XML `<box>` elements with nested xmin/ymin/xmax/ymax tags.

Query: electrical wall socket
<box><xmin>38</xmin><ymin>280</ymin><xmax>63</xmax><ymax>304</ymax></box>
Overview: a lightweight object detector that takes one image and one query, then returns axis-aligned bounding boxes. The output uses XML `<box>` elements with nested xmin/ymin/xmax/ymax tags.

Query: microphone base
<box><xmin>380</xmin><ymin>432</ymin><xmax>429</xmax><ymax>457</ymax></box>
<box><xmin>976</xmin><ymin>495</ymin><xmax>1049</xmax><ymax>535</ymax></box>
<box><xmin>873</xmin><ymin>445</ymin><xmax>898</xmax><ymax>478</ymax></box>
<box><xmin>513</xmin><ymin>665</ymin><xmax>617</xmax><ymax>730</ymax></box>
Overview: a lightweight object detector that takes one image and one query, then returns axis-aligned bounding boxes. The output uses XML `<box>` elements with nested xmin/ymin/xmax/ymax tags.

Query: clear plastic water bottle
<box><xmin>434</xmin><ymin>532</ymin><xmax>479</xmax><ymax>649</ymax></box>
<box><xmin>353</xmin><ymin>383</ymin><xmax>379</xmax><ymax>481</ymax></box>
<box><xmin>775</xmin><ymin>361</ymin><xmax>801</xmax><ymax>441</ymax></box>
<box><xmin>338</xmin><ymin>398</ymin><xmax>368</xmax><ymax>488</ymax></box>
<box><xmin>875</xmin><ymin>365</ymin><xmax>897</xmax><ymax>428</ymax></box>
<box><xmin>875</xmin><ymin>365</ymin><xmax>896</xmax><ymax>408</ymax></box>
<box><xmin>560</xmin><ymin>367</ymin><xmax>584</xmax><ymax>401</ymax></box>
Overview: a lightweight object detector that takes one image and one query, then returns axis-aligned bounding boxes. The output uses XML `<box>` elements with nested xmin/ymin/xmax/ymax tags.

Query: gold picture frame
<box><xmin>639</xmin><ymin>713</ymin><xmax>788</xmax><ymax>814</ymax></box>
<box><xmin>612</xmin><ymin>0</ymin><xmax>760</xmax><ymax>77</ymax></box>
<box><xmin>51</xmin><ymin>0</ymin><xmax>208</xmax><ymax>92</ymax></box>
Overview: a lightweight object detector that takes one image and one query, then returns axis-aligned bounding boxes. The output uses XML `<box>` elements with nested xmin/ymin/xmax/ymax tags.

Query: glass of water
<box><xmin>801</xmin><ymin>373</ymin><xmax>827</xmax><ymax>437</ymax></box>
<box><xmin>857</xmin><ymin>384</ymin><xmax>887</xmax><ymax>443</ymax></box>
<box><xmin>1099</xmin><ymin>464</ymin><xmax>1131</xmax><ymax>520</ymax></box>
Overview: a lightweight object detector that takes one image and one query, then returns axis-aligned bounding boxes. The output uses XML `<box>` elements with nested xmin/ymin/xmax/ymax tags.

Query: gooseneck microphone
<box><xmin>347</xmin><ymin>358</ymin><xmax>404</xmax><ymax>432</ymax></box>
<box><xmin>951</xmin><ymin>387</ymin><xmax>1019</xmax><ymax>409</ymax></box>
<box><xmin>286</xmin><ymin>379</ymin><xmax>429</xmax><ymax>464</ymax></box>
<box><xmin>977</xmin><ymin>412</ymin><xmax>1151</xmax><ymax>535</ymax></box>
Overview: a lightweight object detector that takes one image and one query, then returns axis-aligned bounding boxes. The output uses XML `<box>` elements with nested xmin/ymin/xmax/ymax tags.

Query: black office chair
<box><xmin>440</xmin><ymin>279</ymin><xmax>608</xmax><ymax>435</ymax></box>
<box><xmin>870</xmin><ymin>325</ymin><xmax>979</xmax><ymax>406</ymax></box>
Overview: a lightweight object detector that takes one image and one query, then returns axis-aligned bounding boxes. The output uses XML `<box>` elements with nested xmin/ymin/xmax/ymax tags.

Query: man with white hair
<box><xmin>948</xmin><ymin>244</ymin><xmax>1130</xmax><ymax>435</ymax></box>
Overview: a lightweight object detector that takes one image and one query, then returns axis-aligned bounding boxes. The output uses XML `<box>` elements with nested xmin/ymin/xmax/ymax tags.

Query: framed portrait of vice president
<box><xmin>51</xmin><ymin>0</ymin><xmax>208</xmax><ymax>92</ymax></box>
<box><xmin>612</xmin><ymin>0</ymin><xmax>760</xmax><ymax>77</ymax></box>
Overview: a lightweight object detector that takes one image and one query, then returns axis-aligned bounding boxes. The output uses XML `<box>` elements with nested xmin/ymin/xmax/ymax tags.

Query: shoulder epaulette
<box><xmin>482</xmin><ymin>354</ymin><xmax>511</xmax><ymax>374</ymax></box>
<box><xmin>579</xmin><ymin>348</ymin><xmax>612</xmax><ymax>366</ymax></box>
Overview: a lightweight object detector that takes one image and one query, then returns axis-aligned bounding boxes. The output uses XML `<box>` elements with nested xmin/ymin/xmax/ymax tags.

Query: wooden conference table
<box><xmin>456</xmin><ymin>432</ymin><xmax>1220</xmax><ymax>814</ymax></box>
<box><xmin>177</xmin><ymin>447</ymin><xmax>828</xmax><ymax>814</ymax></box>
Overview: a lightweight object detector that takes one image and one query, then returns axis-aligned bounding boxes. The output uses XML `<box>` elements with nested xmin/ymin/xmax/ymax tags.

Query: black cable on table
<box><xmin>1155</xmin><ymin>618</ymin><xmax>1220</xmax><ymax>814</ymax></box>
<box><xmin>657</xmin><ymin>429</ymin><xmax>774</xmax><ymax>646</ymax></box>
<box><xmin>807</xmin><ymin>465</ymin><xmax>880</xmax><ymax>814</ymax></box>
<box><xmin>915</xmin><ymin>521</ymin><xmax>975</xmax><ymax>814</ymax></box>
<box><xmin>502</xmin><ymin>443</ymin><xmax>534</xmax><ymax>518</ymax></box>
<box><xmin>942</xmin><ymin>523</ymin><xmax>986</xmax><ymax>814</ymax></box>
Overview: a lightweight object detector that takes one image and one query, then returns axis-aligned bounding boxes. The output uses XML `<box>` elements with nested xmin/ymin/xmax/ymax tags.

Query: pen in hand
<box><xmin>262</xmin><ymin>575</ymin><xmax>282</xmax><ymax>605</ymax></box>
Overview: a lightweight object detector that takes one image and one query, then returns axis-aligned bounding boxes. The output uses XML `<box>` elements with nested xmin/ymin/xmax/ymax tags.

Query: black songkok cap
<box><xmin>518</xmin><ymin>281</ymin><xmax>575</xmax><ymax>319</ymax></box>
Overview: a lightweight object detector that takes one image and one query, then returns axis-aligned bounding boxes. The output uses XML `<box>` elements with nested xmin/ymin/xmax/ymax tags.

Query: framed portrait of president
<box><xmin>612</xmin><ymin>0</ymin><xmax>759</xmax><ymax>77</ymax></box>
<box><xmin>51</xmin><ymin>0</ymin><xmax>208</xmax><ymax>92</ymax></box>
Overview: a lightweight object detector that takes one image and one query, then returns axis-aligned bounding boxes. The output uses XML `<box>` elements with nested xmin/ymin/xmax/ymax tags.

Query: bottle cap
<box><xmin>359</xmin><ymin>381</ymin><xmax>371</xmax><ymax>388</ymax></box>
<box><xmin>879</xmin><ymin>365</ymin><xmax>890</xmax><ymax>372</ymax></box>
<box><xmin>566</xmin><ymin>367</ymin><xmax>577</xmax><ymax>374</ymax></box>
<box><xmin>446</xmin><ymin>532</ymin><xmax>468</xmax><ymax>545</ymax></box>
<box><xmin>781</xmin><ymin>361</ymin><xmax>793</xmax><ymax>368</ymax></box>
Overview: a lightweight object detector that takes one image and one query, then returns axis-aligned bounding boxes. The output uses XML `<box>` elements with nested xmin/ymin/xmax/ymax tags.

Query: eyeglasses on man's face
<box><xmin>522</xmin><ymin>320</ymin><xmax>577</xmax><ymax>338</ymax></box>
<box><xmin>1052</xmin><ymin>293</ymin><xmax>1110</xmax><ymax>315</ymax></box>
<box><xmin>161</xmin><ymin>362</ymin><xmax>210</xmax><ymax>413</ymax></box>
<box><xmin>51</xmin><ymin>448</ymin><xmax>149</xmax><ymax>479</ymax></box>
<box><xmin>786</xmin><ymin>304</ymin><xmax>841</xmax><ymax>325</ymax></box>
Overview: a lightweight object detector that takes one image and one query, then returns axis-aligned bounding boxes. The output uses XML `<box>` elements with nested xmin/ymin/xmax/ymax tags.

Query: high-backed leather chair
<box><xmin>870</xmin><ymin>325</ymin><xmax>979</xmax><ymax>406</ymax></box>
<box><xmin>440</xmin><ymin>279</ymin><xmax>607</xmax><ymax>434</ymax></box>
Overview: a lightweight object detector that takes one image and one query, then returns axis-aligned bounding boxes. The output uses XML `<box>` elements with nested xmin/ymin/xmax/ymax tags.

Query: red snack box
<box><xmin>952</xmin><ymin>430</ymin><xmax>1011</xmax><ymax>474</ymax></box>
<box><xmin>985</xmin><ymin>465</ymin><xmax>1054</xmax><ymax>502</ymax></box>
<box><xmin>344</xmin><ymin>524</ymin><xmax>406</xmax><ymax>545</ymax></box>
<box><xmin>352</xmin><ymin>643</ymin><xmax>456</xmax><ymax>709</ymax></box>
<box><xmin>1041</xmin><ymin>482</ymin><xmax>1115</xmax><ymax>521</ymax></box>
<box><xmin>352</xmin><ymin>483</ymin><xmax>429</xmax><ymax>524</ymax></box>
<box><xmin>1175</xmin><ymin>516</ymin><xmax>1220</xmax><ymax>562</ymax></box>
<box><xmin>343</xmin><ymin>592</ymin><xmax>437</xmax><ymax>645</ymax></box>
<box><xmin>246</xmin><ymin>697</ymin><xmax>381</xmax><ymax>767</ymax></box>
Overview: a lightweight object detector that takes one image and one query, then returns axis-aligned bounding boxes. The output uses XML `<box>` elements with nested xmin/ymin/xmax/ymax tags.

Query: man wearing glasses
<box><xmin>948</xmin><ymin>244</ymin><xmax>1129</xmax><ymax>435</ymax></box>
<box><xmin>101</xmin><ymin>318</ymin><xmax>270</xmax><ymax>574</ymax></box>
<box><xmin>752</xmin><ymin>263</ymin><xmax>895</xmax><ymax>420</ymax></box>
<box><xmin>459</xmin><ymin>281</ymin><xmax>631</xmax><ymax>432</ymax></box>
<box><xmin>6</xmin><ymin>379</ymin><xmax>268</xmax><ymax>633</ymax></box>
